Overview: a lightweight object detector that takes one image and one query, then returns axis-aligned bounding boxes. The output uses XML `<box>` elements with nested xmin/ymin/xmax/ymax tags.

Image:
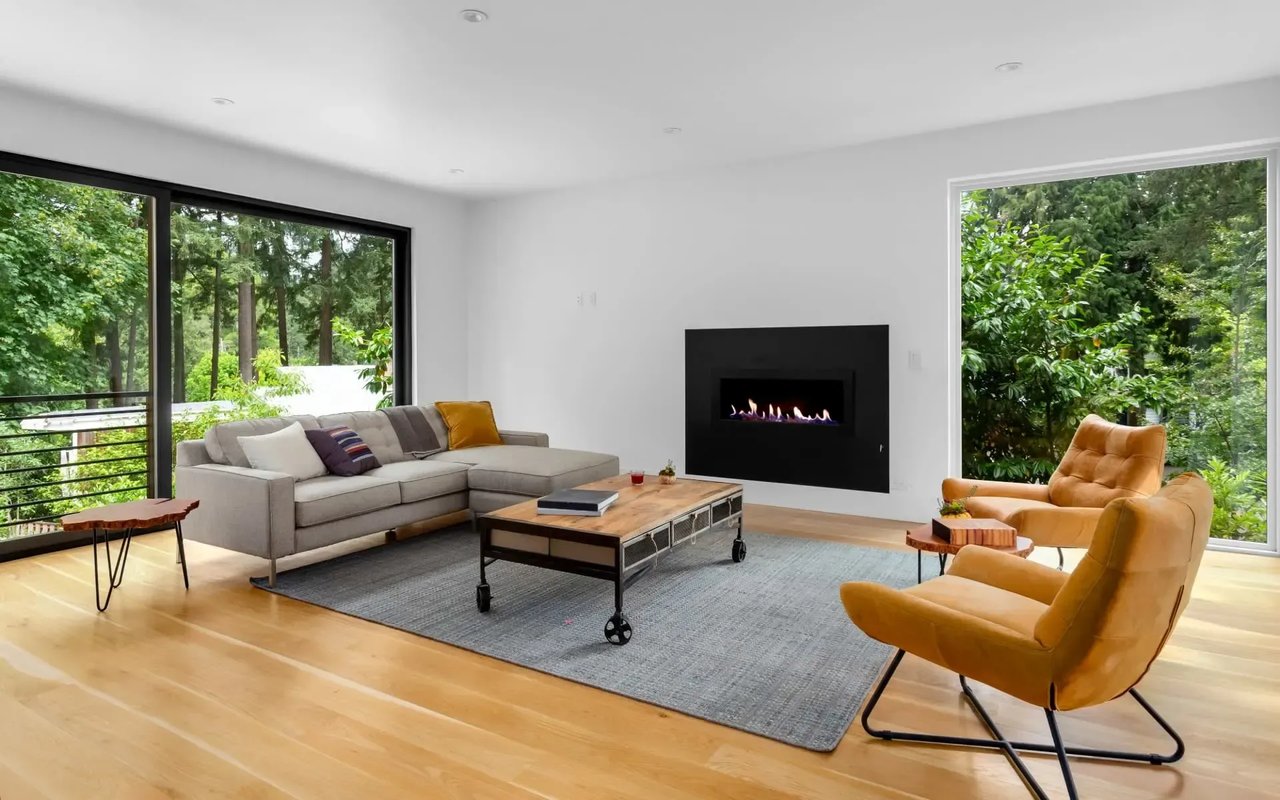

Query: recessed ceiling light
<box><xmin>449</xmin><ymin>168</ymin><xmax>466</xmax><ymax>174</ymax></box>
<box><xmin>994</xmin><ymin>61</ymin><xmax>1023</xmax><ymax>73</ymax></box>
<box><xmin>459</xmin><ymin>9</ymin><xmax>488</xmax><ymax>22</ymax></box>
<box><xmin>211</xmin><ymin>97</ymin><xmax>235</xmax><ymax>106</ymax></box>
<box><xmin>663</xmin><ymin>127</ymin><xmax>683</xmax><ymax>135</ymax></box>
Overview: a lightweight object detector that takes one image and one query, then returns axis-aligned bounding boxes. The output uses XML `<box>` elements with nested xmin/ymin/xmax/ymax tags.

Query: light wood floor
<box><xmin>1</xmin><ymin>505</ymin><xmax>1278</xmax><ymax>800</ymax></box>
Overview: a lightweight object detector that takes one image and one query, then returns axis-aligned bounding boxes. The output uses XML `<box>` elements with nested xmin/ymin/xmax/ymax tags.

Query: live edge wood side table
<box><xmin>61</xmin><ymin>497</ymin><xmax>199</xmax><ymax>612</ymax></box>
<box><xmin>905</xmin><ymin>524</ymin><xmax>1034</xmax><ymax>584</ymax></box>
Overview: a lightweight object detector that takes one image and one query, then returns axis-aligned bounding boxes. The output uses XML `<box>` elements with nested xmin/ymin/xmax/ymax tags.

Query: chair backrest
<box><xmin>1048</xmin><ymin>414</ymin><xmax>1166</xmax><ymax>508</ymax></box>
<box><xmin>1034</xmin><ymin>473</ymin><xmax>1212</xmax><ymax>710</ymax></box>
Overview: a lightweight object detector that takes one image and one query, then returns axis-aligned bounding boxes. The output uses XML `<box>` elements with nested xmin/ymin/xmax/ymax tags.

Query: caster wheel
<box><xmin>604</xmin><ymin>612</ymin><xmax>632</xmax><ymax>646</ymax></box>
<box><xmin>476</xmin><ymin>583</ymin><xmax>491</xmax><ymax>612</ymax></box>
<box><xmin>732</xmin><ymin>539</ymin><xmax>747</xmax><ymax>563</ymax></box>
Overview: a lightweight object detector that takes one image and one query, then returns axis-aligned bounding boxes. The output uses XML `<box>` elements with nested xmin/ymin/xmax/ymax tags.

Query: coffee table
<box><xmin>476</xmin><ymin>474</ymin><xmax>744</xmax><ymax>645</ymax></box>
<box><xmin>61</xmin><ymin>497</ymin><xmax>199</xmax><ymax>611</ymax></box>
<box><xmin>905</xmin><ymin>523</ymin><xmax>1034</xmax><ymax>584</ymax></box>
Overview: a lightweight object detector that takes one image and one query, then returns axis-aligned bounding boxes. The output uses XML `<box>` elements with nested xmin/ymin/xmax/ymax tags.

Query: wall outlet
<box><xmin>576</xmin><ymin>292</ymin><xmax>584</xmax><ymax>307</ymax></box>
<box><xmin>890</xmin><ymin>480</ymin><xmax>910</xmax><ymax>492</ymax></box>
<box><xmin>907</xmin><ymin>350</ymin><xmax>922</xmax><ymax>371</ymax></box>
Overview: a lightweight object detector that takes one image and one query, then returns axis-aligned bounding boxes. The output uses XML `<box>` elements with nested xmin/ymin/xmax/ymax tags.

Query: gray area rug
<box><xmin>253</xmin><ymin>525</ymin><xmax>915</xmax><ymax>751</ymax></box>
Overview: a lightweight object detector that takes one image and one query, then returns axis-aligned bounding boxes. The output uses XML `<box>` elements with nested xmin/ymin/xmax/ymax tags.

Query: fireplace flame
<box><xmin>727</xmin><ymin>398</ymin><xmax>837</xmax><ymax>425</ymax></box>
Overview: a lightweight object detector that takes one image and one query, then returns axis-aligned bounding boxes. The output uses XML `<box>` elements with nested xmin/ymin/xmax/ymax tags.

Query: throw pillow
<box><xmin>434</xmin><ymin>400</ymin><xmax>502</xmax><ymax>450</ymax></box>
<box><xmin>237</xmin><ymin>422</ymin><xmax>328</xmax><ymax>480</ymax></box>
<box><xmin>305</xmin><ymin>426</ymin><xmax>381</xmax><ymax>476</ymax></box>
<box><xmin>382</xmin><ymin>405</ymin><xmax>445</xmax><ymax>458</ymax></box>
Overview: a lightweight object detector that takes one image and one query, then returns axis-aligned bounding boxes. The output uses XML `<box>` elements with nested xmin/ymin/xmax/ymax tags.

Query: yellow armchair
<box><xmin>842</xmin><ymin>473</ymin><xmax>1212</xmax><ymax>799</ymax></box>
<box><xmin>944</xmin><ymin>414</ymin><xmax>1167</xmax><ymax>559</ymax></box>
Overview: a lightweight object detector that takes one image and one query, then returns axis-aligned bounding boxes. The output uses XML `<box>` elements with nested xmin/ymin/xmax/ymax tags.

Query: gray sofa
<box><xmin>175</xmin><ymin>405</ymin><xmax>619</xmax><ymax>583</ymax></box>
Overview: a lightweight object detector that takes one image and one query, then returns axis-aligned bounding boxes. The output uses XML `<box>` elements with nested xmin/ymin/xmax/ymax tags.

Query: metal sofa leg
<box><xmin>268</xmin><ymin>557</ymin><xmax>277</xmax><ymax>588</ymax></box>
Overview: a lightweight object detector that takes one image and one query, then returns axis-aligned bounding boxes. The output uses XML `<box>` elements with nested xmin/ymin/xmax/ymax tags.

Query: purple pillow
<box><xmin>305</xmin><ymin>426</ymin><xmax>381</xmax><ymax>476</ymax></box>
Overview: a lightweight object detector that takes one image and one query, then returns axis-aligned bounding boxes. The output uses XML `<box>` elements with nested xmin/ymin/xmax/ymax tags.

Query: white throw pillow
<box><xmin>238</xmin><ymin>422</ymin><xmax>328</xmax><ymax>480</ymax></box>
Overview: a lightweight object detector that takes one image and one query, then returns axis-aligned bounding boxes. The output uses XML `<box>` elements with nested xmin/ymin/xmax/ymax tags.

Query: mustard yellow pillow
<box><xmin>435</xmin><ymin>401</ymin><xmax>503</xmax><ymax>450</ymax></box>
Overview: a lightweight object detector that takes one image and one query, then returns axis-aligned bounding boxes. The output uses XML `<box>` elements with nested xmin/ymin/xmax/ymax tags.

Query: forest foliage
<box><xmin>962</xmin><ymin>159</ymin><xmax>1268</xmax><ymax>542</ymax></box>
<box><xmin>0</xmin><ymin>172</ymin><xmax>393</xmax><ymax>536</ymax></box>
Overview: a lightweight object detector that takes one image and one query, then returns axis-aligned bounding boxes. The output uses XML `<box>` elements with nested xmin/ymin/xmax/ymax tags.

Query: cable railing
<box><xmin>0</xmin><ymin>391</ymin><xmax>150</xmax><ymax>541</ymax></box>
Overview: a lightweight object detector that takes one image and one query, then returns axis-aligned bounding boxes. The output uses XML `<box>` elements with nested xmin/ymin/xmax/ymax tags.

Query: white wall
<box><xmin>0</xmin><ymin>83</ymin><xmax>469</xmax><ymax>402</ymax></box>
<box><xmin>465</xmin><ymin>77</ymin><xmax>1280</xmax><ymax>522</ymax></box>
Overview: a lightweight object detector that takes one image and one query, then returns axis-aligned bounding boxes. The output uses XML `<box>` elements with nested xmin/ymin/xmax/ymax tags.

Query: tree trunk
<box><xmin>318</xmin><ymin>234</ymin><xmax>333</xmax><ymax>365</ymax></box>
<box><xmin>210</xmin><ymin>258</ymin><xmax>222</xmax><ymax>398</ymax></box>
<box><xmin>107</xmin><ymin>322</ymin><xmax>123</xmax><ymax>406</ymax></box>
<box><xmin>124</xmin><ymin>310</ymin><xmax>138</xmax><ymax>393</ymax></box>
<box><xmin>276</xmin><ymin>284</ymin><xmax>289</xmax><ymax>364</ymax></box>
<box><xmin>238</xmin><ymin>280</ymin><xmax>256</xmax><ymax>383</ymax></box>
<box><xmin>172</xmin><ymin>242</ymin><xmax>187</xmax><ymax>405</ymax></box>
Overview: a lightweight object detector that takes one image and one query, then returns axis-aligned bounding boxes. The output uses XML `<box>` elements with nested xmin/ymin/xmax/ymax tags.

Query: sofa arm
<box><xmin>499</xmin><ymin>430</ymin><xmax>549</xmax><ymax>447</ymax></box>
<box><xmin>176</xmin><ymin>464</ymin><xmax>296</xmax><ymax>559</ymax></box>
<box><xmin>943</xmin><ymin>477</ymin><xmax>1051</xmax><ymax>503</ymax></box>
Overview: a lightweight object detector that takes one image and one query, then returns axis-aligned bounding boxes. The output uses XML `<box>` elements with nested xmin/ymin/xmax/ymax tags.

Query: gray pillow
<box><xmin>383</xmin><ymin>406</ymin><xmax>445</xmax><ymax>458</ymax></box>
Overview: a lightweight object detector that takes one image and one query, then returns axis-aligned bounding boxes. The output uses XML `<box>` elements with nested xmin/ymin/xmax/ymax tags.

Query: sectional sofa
<box><xmin>175</xmin><ymin>405</ymin><xmax>619</xmax><ymax>583</ymax></box>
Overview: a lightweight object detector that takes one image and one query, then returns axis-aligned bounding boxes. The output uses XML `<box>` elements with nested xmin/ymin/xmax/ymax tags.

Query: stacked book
<box><xmin>931</xmin><ymin>517</ymin><xmax>1016</xmax><ymax>546</ymax></box>
<box><xmin>537</xmin><ymin>489</ymin><xmax>619</xmax><ymax>516</ymax></box>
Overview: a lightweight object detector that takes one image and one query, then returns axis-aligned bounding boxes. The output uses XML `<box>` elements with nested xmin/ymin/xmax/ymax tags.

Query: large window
<box><xmin>957</xmin><ymin>155</ymin><xmax>1273</xmax><ymax>549</ymax></box>
<box><xmin>0</xmin><ymin>152</ymin><xmax>409</xmax><ymax>559</ymax></box>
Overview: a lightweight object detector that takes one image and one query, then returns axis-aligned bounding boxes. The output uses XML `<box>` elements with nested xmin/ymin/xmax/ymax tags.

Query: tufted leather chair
<box><xmin>943</xmin><ymin>414</ymin><xmax>1166</xmax><ymax>551</ymax></box>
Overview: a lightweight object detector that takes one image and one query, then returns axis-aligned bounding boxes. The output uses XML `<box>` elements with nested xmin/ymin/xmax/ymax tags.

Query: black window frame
<box><xmin>0</xmin><ymin>149</ymin><xmax>412</xmax><ymax>560</ymax></box>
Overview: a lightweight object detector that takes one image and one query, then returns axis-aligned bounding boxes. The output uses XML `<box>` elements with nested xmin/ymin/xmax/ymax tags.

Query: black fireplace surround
<box><xmin>685</xmin><ymin>325</ymin><xmax>889</xmax><ymax>492</ymax></box>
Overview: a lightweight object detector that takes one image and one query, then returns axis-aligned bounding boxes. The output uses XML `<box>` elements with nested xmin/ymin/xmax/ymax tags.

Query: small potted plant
<box><xmin>658</xmin><ymin>460</ymin><xmax>677</xmax><ymax>484</ymax></box>
<box><xmin>937</xmin><ymin>486</ymin><xmax>977</xmax><ymax>519</ymax></box>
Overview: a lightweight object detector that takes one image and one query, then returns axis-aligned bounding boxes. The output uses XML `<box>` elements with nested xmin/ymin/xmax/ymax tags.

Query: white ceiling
<box><xmin>2</xmin><ymin>0</ymin><xmax>1279</xmax><ymax>197</ymax></box>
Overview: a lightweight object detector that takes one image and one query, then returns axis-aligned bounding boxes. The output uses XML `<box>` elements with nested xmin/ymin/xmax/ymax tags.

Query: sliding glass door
<box><xmin>0</xmin><ymin>151</ymin><xmax>410</xmax><ymax>561</ymax></box>
<box><xmin>0</xmin><ymin>165</ymin><xmax>161</xmax><ymax>556</ymax></box>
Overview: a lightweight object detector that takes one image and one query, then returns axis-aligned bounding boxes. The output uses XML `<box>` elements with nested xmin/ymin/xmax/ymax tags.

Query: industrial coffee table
<box><xmin>476</xmin><ymin>474</ymin><xmax>745</xmax><ymax>645</ymax></box>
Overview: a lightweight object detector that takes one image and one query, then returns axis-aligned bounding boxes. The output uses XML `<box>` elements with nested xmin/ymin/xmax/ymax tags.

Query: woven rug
<box><xmin>253</xmin><ymin>524</ymin><xmax>915</xmax><ymax>751</ymax></box>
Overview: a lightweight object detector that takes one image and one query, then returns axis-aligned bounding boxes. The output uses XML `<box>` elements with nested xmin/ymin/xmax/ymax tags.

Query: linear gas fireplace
<box><xmin>686</xmin><ymin>325</ymin><xmax>888</xmax><ymax>492</ymax></box>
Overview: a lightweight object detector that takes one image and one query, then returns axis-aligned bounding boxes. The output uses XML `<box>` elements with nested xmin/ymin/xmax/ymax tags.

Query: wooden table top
<box><xmin>904</xmin><ymin>524</ymin><xmax>1034</xmax><ymax>558</ymax></box>
<box><xmin>483</xmin><ymin>474</ymin><xmax>741</xmax><ymax>540</ymax></box>
<box><xmin>61</xmin><ymin>498</ymin><xmax>199</xmax><ymax>532</ymax></box>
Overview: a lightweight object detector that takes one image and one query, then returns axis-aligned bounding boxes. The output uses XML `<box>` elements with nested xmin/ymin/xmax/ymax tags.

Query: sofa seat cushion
<box><xmin>294</xmin><ymin>474</ymin><xmax>400</xmax><ymax>527</ymax></box>
<box><xmin>365</xmin><ymin>460</ymin><xmax>470</xmax><ymax>504</ymax></box>
<box><xmin>430</xmin><ymin>445</ymin><xmax>619</xmax><ymax>497</ymax></box>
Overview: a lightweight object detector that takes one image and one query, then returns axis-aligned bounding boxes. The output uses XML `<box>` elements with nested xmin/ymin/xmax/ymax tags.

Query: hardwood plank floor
<box><xmin>1</xmin><ymin>505</ymin><xmax>1277</xmax><ymax>799</ymax></box>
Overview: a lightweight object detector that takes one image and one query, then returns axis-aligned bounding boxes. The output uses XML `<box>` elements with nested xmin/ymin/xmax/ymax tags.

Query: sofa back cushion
<box><xmin>315</xmin><ymin>411</ymin><xmax>409</xmax><ymax>464</ymax></box>
<box><xmin>205</xmin><ymin>414</ymin><xmax>319</xmax><ymax>466</ymax></box>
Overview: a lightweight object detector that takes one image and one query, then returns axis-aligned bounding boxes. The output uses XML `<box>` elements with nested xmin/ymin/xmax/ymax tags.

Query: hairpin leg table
<box><xmin>61</xmin><ymin>497</ymin><xmax>199</xmax><ymax>612</ymax></box>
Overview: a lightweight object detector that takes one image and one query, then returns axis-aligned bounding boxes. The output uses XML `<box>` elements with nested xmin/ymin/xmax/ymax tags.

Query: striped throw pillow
<box><xmin>305</xmin><ymin>426</ymin><xmax>382</xmax><ymax>476</ymax></box>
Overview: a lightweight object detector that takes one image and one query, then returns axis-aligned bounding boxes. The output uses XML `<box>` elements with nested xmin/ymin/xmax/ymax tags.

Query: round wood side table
<box><xmin>905</xmin><ymin>524</ymin><xmax>1034</xmax><ymax>584</ymax></box>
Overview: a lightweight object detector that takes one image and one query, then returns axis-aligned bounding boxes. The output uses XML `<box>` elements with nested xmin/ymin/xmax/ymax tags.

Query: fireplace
<box><xmin>685</xmin><ymin>325</ymin><xmax>889</xmax><ymax>492</ymax></box>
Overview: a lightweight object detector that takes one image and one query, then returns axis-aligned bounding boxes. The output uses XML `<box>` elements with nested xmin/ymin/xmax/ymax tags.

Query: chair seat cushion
<box><xmin>905</xmin><ymin>574</ymin><xmax>1048</xmax><ymax>639</ymax></box>
<box><xmin>965</xmin><ymin>495</ymin><xmax>1058</xmax><ymax>525</ymax></box>
<box><xmin>365</xmin><ymin>460</ymin><xmax>470</xmax><ymax>503</ymax></box>
<box><xmin>294</xmin><ymin>475</ymin><xmax>400</xmax><ymax>527</ymax></box>
<box><xmin>429</xmin><ymin>445</ymin><xmax>619</xmax><ymax>496</ymax></box>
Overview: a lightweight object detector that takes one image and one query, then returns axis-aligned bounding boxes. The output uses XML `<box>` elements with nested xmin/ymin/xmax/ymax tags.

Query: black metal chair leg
<box><xmin>1057</xmin><ymin>547</ymin><xmax>1065</xmax><ymax>571</ymax></box>
<box><xmin>860</xmin><ymin>651</ymin><xmax>1185</xmax><ymax>800</ymax></box>
<box><xmin>1045</xmin><ymin>707</ymin><xmax>1080</xmax><ymax>800</ymax></box>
